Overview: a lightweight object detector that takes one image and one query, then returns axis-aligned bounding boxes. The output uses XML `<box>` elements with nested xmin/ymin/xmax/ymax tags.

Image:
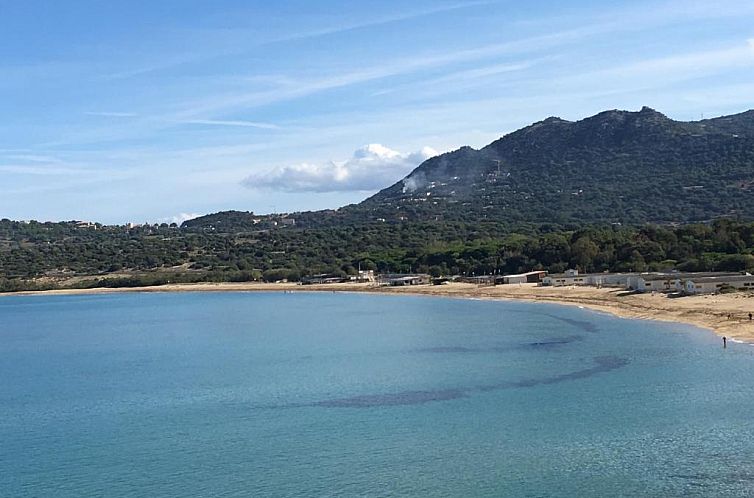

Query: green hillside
<box><xmin>349</xmin><ymin>107</ymin><xmax>754</xmax><ymax>225</ymax></box>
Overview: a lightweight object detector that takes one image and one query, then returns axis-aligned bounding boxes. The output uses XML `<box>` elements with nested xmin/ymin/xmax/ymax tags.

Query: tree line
<box><xmin>2</xmin><ymin>218</ymin><xmax>754</xmax><ymax>292</ymax></box>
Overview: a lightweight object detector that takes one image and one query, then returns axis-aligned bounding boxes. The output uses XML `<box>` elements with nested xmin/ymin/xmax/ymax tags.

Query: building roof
<box><xmin>545</xmin><ymin>272</ymin><xmax>597</xmax><ymax>279</ymax></box>
<box><xmin>687</xmin><ymin>274</ymin><xmax>754</xmax><ymax>284</ymax></box>
<box><xmin>504</xmin><ymin>271</ymin><xmax>547</xmax><ymax>278</ymax></box>
<box><xmin>639</xmin><ymin>272</ymin><xmax>743</xmax><ymax>282</ymax></box>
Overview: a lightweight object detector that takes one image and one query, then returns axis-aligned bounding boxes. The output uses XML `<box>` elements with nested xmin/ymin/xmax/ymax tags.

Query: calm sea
<box><xmin>2</xmin><ymin>292</ymin><xmax>754</xmax><ymax>497</ymax></box>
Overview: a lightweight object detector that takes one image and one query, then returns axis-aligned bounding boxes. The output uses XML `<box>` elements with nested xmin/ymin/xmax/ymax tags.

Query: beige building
<box><xmin>683</xmin><ymin>274</ymin><xmax>754</xmax><ymax>295</ymax></box>
<box><xmin>541</xmin><ymin>269</ymin><xmax>586</xmax><ymax>286</ymax></box>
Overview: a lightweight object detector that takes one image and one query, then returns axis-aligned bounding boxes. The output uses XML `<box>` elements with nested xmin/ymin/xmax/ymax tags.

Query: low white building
<box><xmin>684</xmin><ymin>274</ymin><xmax>754</xmax><ymax>295</ymax></box>
<box><xmin>543</xmin><ymin>270</ymin><xmax>631</xmax><ymax>288</ymax></box>
<box><xmin>503</xmin><ymin>271</ymin><xmax>547</xmax><ymax>284</ymax></box>
<box><xmin>627</xmin><ymin>274</ymin><xmax>682</xmax><ymax>293</ymax></box>
<box><xmin>541</xmin><ymin>269</ymin><xmax>586</xmax><ymax>287</ymax></box>
<box><xmin>627</xmin><ymin>272</ymin><xmax>750</xmax><ymax>293</ymax></box>
<box><xmin>541</xmin><ymin>270</ymin><xmax>754</xmax><ymax>294</ymax></box>
<box><xmin>584</xmin><ymin>273</ymin><xmax>631</xmax><ymax>288</ymax></box>
<box><xmin>378</xmin><ymin>274</ymin><xmax>431</xmax><ymax>286</ymax></box>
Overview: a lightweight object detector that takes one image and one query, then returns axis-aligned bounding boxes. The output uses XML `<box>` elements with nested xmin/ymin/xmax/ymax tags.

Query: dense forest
<box><xmin>3</xmin><ymin>217</ymin><xmax>754</xmax><ymax>292</ymax></box>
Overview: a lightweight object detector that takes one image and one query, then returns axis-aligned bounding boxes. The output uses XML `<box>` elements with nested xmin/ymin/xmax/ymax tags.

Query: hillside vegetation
<box><xmin>349</xmin><ymin>107</ymin><xmax>754</xmax><ymax>225</ymax></box>
<box><xmin>4</xmin><ymin>218</ymin><xmax>754</xmax><ymax>292</ymax></box>
<box><xmin>3</xmin><ymin>107</ymin><xmax>754</xmax><ymax>292</ymax></box>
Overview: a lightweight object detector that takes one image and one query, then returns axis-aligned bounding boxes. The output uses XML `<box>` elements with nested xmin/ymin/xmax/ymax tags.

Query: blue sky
<box><xmin>2</xmin><ymin>0</ymin><xmax>753</xmax><ymax>224</ymax></box>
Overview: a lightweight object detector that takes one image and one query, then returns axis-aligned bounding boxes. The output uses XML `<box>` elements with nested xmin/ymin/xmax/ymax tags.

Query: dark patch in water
<box><xmin>522</xmin><ymin>335</ymin><xmax>584</xmax><ymax>350</ymax></box>
<box><xmin>543</xmin><ymin>313</ymin><xmax>600</xmax><ymax>333</ymax></box>
<box><xmin>669</xmin><ymin>473</ymin><xmax>715</xmax><ymax>483</ymax></box>
<box><xmin>526</xmin><ymin>355</ymin><xmax>629</xmax><ymax>386</ymax></box>
<box><xmin>306</xmin><ymin>356</ymin><xmax>629</xmax><ymax>408</ymax></box>
<box><xmin>413</xmin><ymin>346</ymin><xmax>475</xmax><ymax>353</ymax></box>
<box><xmin>313</xmin><ymin>389</ymin><xmax>466</xmax><ymax>408</ymax></box>
<box><xmin>415</xmin><ymin>336</ymin><xmax>583</xmax><ymax>355</ymax></box>
<box><xmin>669</xmin><ymin>470</ymin><xmax>754</xmax><ymax>486</ymax></box>
<box><xmin>477</xmin><ymin>356</ymin><xmax>629</xmax><ymax>391</ymax></box>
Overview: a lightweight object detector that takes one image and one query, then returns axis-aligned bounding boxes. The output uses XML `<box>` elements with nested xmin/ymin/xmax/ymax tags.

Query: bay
<box><xmin>1</xmin><ymin>292</ymin><xmax>753</xmax><ymax>497</ymax></box>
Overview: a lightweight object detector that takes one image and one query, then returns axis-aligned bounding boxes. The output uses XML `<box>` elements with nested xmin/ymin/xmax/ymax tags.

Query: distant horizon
<box><xmin>3</xmin><ymin>0</ymin><xmax>754</xmax><ymax>223</ymax></box>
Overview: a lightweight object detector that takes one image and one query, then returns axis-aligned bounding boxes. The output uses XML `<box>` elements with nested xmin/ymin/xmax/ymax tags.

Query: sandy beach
<box><xmin>6</xmin><ymin>281</ymin><xmax>754</xmax><ymax>342</ymax></box>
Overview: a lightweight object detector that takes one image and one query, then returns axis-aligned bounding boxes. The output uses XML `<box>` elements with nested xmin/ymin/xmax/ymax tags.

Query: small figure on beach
<box><xmin>749</xmin><ymin>312</ymin><xmax>753</xmax><ymax>321</ymax></box>
<box><xmin>723</xmin><ymin>336</ymin><xmax>727</xmax><ymax>349</ymax></box>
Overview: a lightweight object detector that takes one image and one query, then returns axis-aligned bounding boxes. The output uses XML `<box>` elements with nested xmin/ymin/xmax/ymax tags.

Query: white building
<box><xmin>541</xmin><ymin>269</ymin><xmax>754</xmax><ymax>294</ymax></box>
<box><xmin>543</xmin><ymin>270</ymin><xmax>632</xmax><ymax>288</ymax></box>
<box><xmin>378</xmin><ymin>274</ymin><xmax>431</xmax><ymax>286</ymax></box>
<box><xmin>684</xmin><ymin>274</ymin><xmax>754</xmax><ymax>295</ymax></box>
<box><xmin>583</xmin><ymin>273</ymin><xmax>631</xmax><ymax>288</ymax></box>
<box><xmin>503</xmin><ymin>271</ymin><xmax>547</xmax><ymax>284</ymax></box>
<box><xmin>626</xmin><ymin>272</ymin><xmax>746</xmax><ymax>293</ymax></box>
<box><xmin>541</xmin><ymin>269</ymin><xmax>586</xmax><ymax>286</ymax></box>
<box><xmin>351</xmin><ymin>270</ymin><xmax>375</xmax><ymax>283</ymax></box>
<box><xmin>627</xmin><ymin>274</ymin><xmax>682</xmax><ymax>292</ymax></box>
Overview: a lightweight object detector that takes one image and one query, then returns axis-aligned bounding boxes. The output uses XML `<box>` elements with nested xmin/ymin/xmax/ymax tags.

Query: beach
<box><xmin>6</xmin><ymin>281</ymin><xmax>754</xmax><ymax>342</ymax></box>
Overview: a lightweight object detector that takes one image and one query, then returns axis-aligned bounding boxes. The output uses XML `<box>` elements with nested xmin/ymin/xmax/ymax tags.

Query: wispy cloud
<box><xmin>6</xmin><ymin>0</ymin><xmax>754</xmax><ymax>223</ymax></box>
<box><xmin>175</xmin><ymin>3</ymin><xmax>736</xmax><ymax>120</ymax></box>
<box><xmin>84</xmin><ymin>111</ymin><xmax>139</xmax><ymax>118</ymax></box>
<box><xmin>0</xmin><ymin>164</ymin><xmax>92</xmax><ymax>176</ymax></box>
<box><xmin>102</xmin><ymin>1</ymin><xmax>497</xmax><ymax>82</ymax></box>
<box><xmin>372</xmin><ymin>60</ymin><xmax>538</xmax><ymax>97</ymax></box>
<box><xmin>103</xmin><ymin>54</ymin><xmax>204</xmax><ymax>81</ymax></box>
<box><xmin>2</xmin><ymin>154</ymin><xmax>63</xmax><ymax>163</ymax></box>
<box><xmin>552</xmin><ymin>40</ymin><xmax>754</xmax><ymax>94</ymax></box>
<box><xmin>263</xmin><ymin>0</ymin><xmax>499</xmax><ymax>44</ymax></box>
<box><xmin>183</xmin><ymin>119</ymin><xmax>280</xmax><ymax>130</ymax></box>
<box><xmin>34</xmin><ymin>1</ymin><xmax>754</xmax><ymax>150</ymax></box>
<box><xmin>172</xmin><ymin>28</ymin><xmax>604</xmax><ymax>119</ymax></box>
<box><xmin>243</xmin><ymin>144</ymin><xmax>437</xmax><ymax>193</ymax></box>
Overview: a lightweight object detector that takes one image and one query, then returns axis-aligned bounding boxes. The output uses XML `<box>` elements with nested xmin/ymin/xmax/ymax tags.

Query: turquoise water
<box><xmin>2</xmin><ymin>292</ymin><xmax>754</xmax><ymax>497</ymax></box>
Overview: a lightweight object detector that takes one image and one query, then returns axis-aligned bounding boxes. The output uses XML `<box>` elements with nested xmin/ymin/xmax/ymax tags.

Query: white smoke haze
<box><xmin>402</xmin><ymin>172</ymin><xmax>427</xmax><ymax>193</ymax></box>
<box><xmin>242</xmin><ymin>144</ymin><xmax>437</xmax><ymax>193</ymax></box>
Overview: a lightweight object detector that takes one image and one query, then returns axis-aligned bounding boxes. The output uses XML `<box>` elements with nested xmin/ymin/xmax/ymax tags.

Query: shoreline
<box><xmin>5</xmin><ymin>281</ymin><xmax>754</xmax><ymax>342</ymax></box>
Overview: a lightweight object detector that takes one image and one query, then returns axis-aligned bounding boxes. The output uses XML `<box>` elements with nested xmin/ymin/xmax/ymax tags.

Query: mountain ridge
<box><xmin>183</xmin><ymin>107</ymin><xmax>754</xmax><ymax>231</ymax></box>
<box><xmin>346</xmin><ymin>106</ymin><xmax>754</xmax><ymax>226</ymax></box>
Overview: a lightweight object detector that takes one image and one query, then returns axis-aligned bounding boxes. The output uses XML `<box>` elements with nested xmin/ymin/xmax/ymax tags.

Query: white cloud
<box><xmin>167</xmin><ymin>212</ymin><xmax>201</xmax><ymax>225</ymax></box>
<box><xmin>242</xmin><ymin>144</ymin><xmax>437</xmax><ymax>193</ymax></box>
